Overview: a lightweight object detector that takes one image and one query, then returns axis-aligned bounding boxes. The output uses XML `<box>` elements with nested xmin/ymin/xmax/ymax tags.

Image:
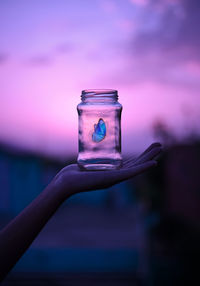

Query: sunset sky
<box><xmin>0</xmin><ymin>0</ymin><xmax>200</xmax><ymax>158</ymax></box>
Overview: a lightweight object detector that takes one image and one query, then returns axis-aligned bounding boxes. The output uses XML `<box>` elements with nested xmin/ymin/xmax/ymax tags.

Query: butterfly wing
<box><xmin>92</xmin><ymin>118</ymin><xmax>106</xmax><ymax>142</ymax></box>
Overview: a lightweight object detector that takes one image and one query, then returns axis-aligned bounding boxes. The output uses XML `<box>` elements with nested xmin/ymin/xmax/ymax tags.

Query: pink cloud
<box><xmin>129</xmin><ymin>0</ymin><xmax>149</xmax><ymax>6</ymax></box>
<box><xmin>100</xmin><ymin>0</ymin><xmax>118</xmax><ymax>14</ymax></box>
<box><xmin>0</xmin><ymin>0</ymin><xmax>200</xmax><ymax>157</ymax></box>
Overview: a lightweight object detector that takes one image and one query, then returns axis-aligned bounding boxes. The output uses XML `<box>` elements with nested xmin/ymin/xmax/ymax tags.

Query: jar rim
<box><xmin>81</xmin><ymin>89</ymin><xmax>118</xmax><ymax>100</ymax></box>
<box><xmin>82</xmin><ymin>89</ymin><xmax>117</xmax><ymax>95</ymax></box>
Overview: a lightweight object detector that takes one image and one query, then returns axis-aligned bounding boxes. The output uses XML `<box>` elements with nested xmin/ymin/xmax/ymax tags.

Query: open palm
<box><xmin>53</xmin><ymin>142</ymin><xmax>162</xmax><ymax>198</ymax></box>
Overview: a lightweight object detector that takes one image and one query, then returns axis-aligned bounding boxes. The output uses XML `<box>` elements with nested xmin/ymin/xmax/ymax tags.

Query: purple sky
<box><xmin>0</xmin><ymin>0</ymin><xmax>200</xmax><ymax>158</ymax></box>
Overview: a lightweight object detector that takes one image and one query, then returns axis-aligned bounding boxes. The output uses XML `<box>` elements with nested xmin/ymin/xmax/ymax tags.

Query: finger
<box><xmin>123</xmin><ymin>142</ymin><xmax>161</xmax><ymax>167</ymax></box>
<box><xmin>137</xmin><ymin>142</ymin><xmax>161</xmax><ymax>159</ymax></box>
<box><xmin>122</xmin><ymin>155</ymin><xmax>137</xmax><ymax>167</ymax></box>
<box><xmin>129</xmin><ymin>146</ymin><xmax>162</xmax><ymax>166</ymax></box>
<box><xmin>104</xmin><ymin>160</ymin><xmax>157</xmax><ymax>186</ymax></box>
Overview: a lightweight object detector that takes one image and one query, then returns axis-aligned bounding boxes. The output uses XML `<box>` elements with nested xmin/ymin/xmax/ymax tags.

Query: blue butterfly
<box><xmin>92</xmin><ymin>118</ymin><xmax>106</xmax><ymax>142</ymax></box>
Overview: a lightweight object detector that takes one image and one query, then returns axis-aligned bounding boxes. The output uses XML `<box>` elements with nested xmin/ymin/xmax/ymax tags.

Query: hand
<box><xmin>0</xmin><ymin>142</ymin><xmax>161</xmax><ymax>280</ymax></box>
<box><xmin>52</xmin><ymin>142</ymin><xmax>162</xmax><ymax>199</ymax></box>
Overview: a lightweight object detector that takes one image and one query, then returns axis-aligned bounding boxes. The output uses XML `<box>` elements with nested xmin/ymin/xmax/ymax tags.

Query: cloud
<box><xmin>107</xmin><ymin>0</ymin><xmax>200</xmax><ymax>87</ymax></box>
<box><xmin>26</xmin><ymin>42</ymin><xmax>74</xmax><ymax>67</ymax></box>
<box><xmin>55</xmin><ymin>42</ymin><xmax>74</xmax><ymax>54</ymax></box>
<box><xmin>100</xmin><ymin>0</ymin><xmax>118</xmax><ymax>14</ymax></box>
<box><xmin>130</xmin><ymin>0</ymin><xmax>149</xmax><ymax>6</ymax></box>
<box><xmin>133</xmin><ymin>0</ymin><xmax>200</xmax><ymax>62</ymax></box>
<box><xmin>27</xmin><ymin>55</ymin><xmax>52</xmax><ymax>66</ymax></box>
<box><xmin>0</xmin><ymin>53</ymin><xmax>9</xmax><ymax>65</ymax></box>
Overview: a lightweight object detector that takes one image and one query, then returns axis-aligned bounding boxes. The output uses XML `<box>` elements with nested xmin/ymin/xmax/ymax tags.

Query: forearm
<box><xmin>0</xmin><ymin>181</ymin><xmax>71</xmax><ymax>281</ymax></box>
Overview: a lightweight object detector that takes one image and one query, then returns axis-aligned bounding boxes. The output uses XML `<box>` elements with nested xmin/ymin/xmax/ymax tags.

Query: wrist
<box><xmin>48</xmin><ymin>172</ymin><xmax>73</xmax><ymax>202</ymax></box>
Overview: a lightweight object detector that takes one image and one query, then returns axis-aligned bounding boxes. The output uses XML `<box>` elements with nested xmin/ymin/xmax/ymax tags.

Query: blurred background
<box><xmin>0</xmin><ymin>0</ymin><xmax>200</xmax><ymax>285</ymax></box>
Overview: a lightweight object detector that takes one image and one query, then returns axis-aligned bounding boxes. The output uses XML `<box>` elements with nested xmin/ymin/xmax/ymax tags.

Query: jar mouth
<box><xmin>81</xmin><ymin>89</ymin><xmax>118</xmax><ymax>100</ymax></box>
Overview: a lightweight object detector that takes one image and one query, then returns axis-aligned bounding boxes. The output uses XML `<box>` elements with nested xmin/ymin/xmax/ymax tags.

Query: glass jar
<box><xmin>77</xmin><ymin>89</ymin><xmax>122</xmax><ymax>170</ymax></box>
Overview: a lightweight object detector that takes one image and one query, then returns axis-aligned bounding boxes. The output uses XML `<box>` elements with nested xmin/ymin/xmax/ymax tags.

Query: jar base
<box><xmin>78</xmin><ymin>158</ymin><xmax>122</xmax><ymax>171</ymax></box>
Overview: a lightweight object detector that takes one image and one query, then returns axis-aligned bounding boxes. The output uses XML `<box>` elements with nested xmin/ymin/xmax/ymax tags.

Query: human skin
<box><xmin>0</xmin><ymin>142</ymin><xmax>162</xmax><ymax>281</ymax></box>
